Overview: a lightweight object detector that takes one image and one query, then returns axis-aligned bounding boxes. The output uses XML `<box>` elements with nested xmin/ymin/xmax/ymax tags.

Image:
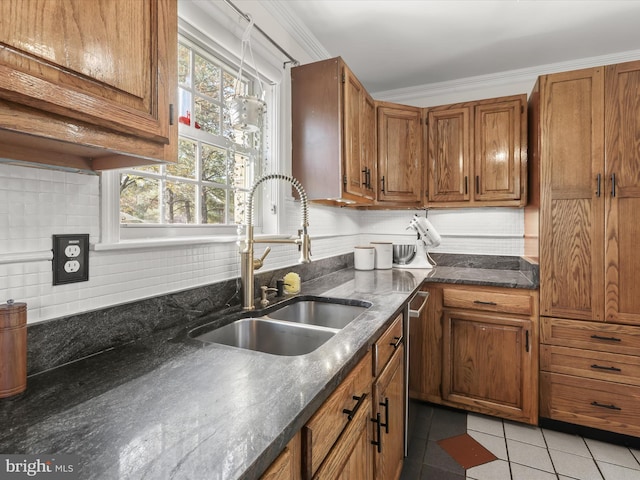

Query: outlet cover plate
<box><xmin>52</xmin><ymin>234</ymin><xmax>89</xmax><ymax>285</ymax></box>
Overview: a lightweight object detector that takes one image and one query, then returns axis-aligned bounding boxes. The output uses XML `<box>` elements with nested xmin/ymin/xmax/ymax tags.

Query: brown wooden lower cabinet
<box><xmin>442</xmin><ymin>310</ymin><xmax>536</xmax><ymax>423</ymax></box>
<box><xmin>373</xmin><ymin>344</ymin><xmax>405</xmax><ymax>480</ymax></box>
<box><xmin>263</xmin><ymin>312</ymin><xmax>408</xmax><ymax>480</ymax></box>
<box><xmin>260</xmin><ymin>432</ymin><xmax>302</xmax><ymax>480</ymax></box>
<box><xmin>410</xmin><ymin>284</ymin><xmax>539</xmax><ymax>425</ymax></box>
<box><xmin>540</xmin><ymin>372</ymin><xmax>640</xmax><ymax>437</ymax></box>
<box><xmin>302</xmin><ymin>350</ymin><xmax>373</xmax><ymax>479</ymax></box>
<box><xmin>311</xmin><ymin>393</ymin><xmax>373</xmax><ymax>480</ymax></box>
<box><xmin>539</xmin><ymin>316</ymin><xmax>640</xmax><ymax>436</ymax></box>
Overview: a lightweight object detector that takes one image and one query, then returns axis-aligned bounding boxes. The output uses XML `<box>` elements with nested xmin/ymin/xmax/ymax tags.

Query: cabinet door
<box><xmin>605</xmin><ymin>60</ymin><xmax>640</xmax><ymax>325</ymax></box>
<box><xmin>539</xmin><ymin>68</ymin><xmax>605</xmax><ymax>321</ymax></box>
<box><xmin>0</xmin><ymin>0</ymin><xmax>173</xmax><ymax>143</ymax></box>
<box><xmin>312</xmin><ymin>395</ymin><xmax>372</xmax><ymax>480</ymax></box>
<box><xmin>343</xmin><ymin>68</ymin><xmax>370</xmax><ymax>200</ymax></box>
<box><xmin>377</xmin><ymin>103</ymin><xmax>422</xmax><ymax>204</ymax></box>
<box><xmin>373</xmin><ymin>345</ymin><xmax>405</xmax><ymax>480</ymax></box>
<box><xmin>426</xmin><ymin>106</ymin><xmax>471</xmax><ymax>203</ymax></box>
<box><xmin>474</xmin><ymin>98</ymin><xmax>523</xmax><ymax>201</ymax></box>
<box><xmin>361</xmin><ymin>92</ymin><xmax>377</xmax><ymax>198</ymax></box>
<box><xmin>442</xmin><ymin>310</ymin><xmax>536</xmax><ymax>424</ymax></box>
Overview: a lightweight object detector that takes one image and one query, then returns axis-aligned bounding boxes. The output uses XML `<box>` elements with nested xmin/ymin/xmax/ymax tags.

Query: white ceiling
<box><xmin>275</xmin><ymin>0</ymin><xmax>640</xmax><ymax>94</ymax></box>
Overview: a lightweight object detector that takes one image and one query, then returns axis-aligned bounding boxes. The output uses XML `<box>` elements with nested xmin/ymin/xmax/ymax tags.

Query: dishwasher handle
<box><xmin>409</xmin><ymin>291</ymin><xmax>429</xmax><ymax>318</ymax></box>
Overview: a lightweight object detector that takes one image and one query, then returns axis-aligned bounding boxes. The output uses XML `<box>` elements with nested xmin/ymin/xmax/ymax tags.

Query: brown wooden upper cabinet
<box><xmin>425</xmin><ymin>95</ymin><xmax>527</xmax><ymax>207</ymax></box>
<box><xmin>292</xmin><ymin>57</ymin><xmax>376</xmax><ymax>205</ymax></box>
<box><xmin>376</xmin><ymin>101</ymin><xmax>423</xmax><ymax>206</ymax></box>
<box><xmin>0</xmin><ymin>0</ymin><xmax>177</xmax><ymax>171</ymax></box>
<box><xmin>529</xmin><ymin>60</ymin><xmax>640</xmax><ymax>326</ymax></box>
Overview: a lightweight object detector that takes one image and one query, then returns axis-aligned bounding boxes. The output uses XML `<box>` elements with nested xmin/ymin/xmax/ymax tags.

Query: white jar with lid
<box><xmin>371</xmin><ymin>242</ymin><xmax>393</xmax><ymax>269</ymax></box>
<box><xmin>354</xmin><ymin>246</ymin><xmax>375</xmax><ymax>270</ymax></box>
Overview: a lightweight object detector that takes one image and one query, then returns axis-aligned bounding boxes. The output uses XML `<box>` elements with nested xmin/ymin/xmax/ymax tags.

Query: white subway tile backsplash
<box><xmin>1</xmin><ymin>164</ymin><xmax>526</xmax><ymax>323</ymax></box>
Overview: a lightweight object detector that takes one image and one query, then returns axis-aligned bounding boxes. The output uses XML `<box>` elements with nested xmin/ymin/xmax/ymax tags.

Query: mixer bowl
<box><xmin>392</xmin><ymin>244</ymin><xmax>416</xmax><ymax>265</ymax></box>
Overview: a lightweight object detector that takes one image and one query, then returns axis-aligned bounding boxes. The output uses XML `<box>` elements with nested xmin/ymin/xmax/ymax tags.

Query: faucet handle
<box><xmin>298</xmin><ymin>230</ymin><xmax>311</xmax><ymax>264</ymax></box>
<box><xmin>253</xmin><ymin>247</ymin><xmax>271</xmax><ymax>270</ymax></box>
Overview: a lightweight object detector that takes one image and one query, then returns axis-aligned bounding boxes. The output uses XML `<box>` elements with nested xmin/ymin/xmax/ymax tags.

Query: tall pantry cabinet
<box><xmin>527</xmin><ymin>60</ymin><xmax>640</xmax><ymax>437</ymax></box>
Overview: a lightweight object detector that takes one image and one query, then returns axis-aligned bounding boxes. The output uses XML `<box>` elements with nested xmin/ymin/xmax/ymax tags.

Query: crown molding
<box><xmin>374</xmin><ymin>49</ymin><xmax>640</xmax><ymax>102</ymax></box>
<box><xmin>261</xmin><ymin>0</ymin><xmax>331</xmax><ymax>62</ymax></box>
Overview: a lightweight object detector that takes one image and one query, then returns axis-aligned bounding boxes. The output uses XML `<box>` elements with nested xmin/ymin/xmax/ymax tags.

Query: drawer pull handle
<box><xmin>473</xmin><ymin>300</ymin><xmax>497</xmax><ymax>306</ymax></box>
<box><xmin>380</xmin><ymin>398</ymin><xmax>390</xmax><ymax>434</ymax></box>
<box><xmin>390</xmin><ymin>336</ymin><xmax>403</xmax><ymax>349</ymax></box>
<box><xmin>591</xmin><ymin>334</ymin><xmax>622</xmax><ymax>342</ymax></box>
<box><xmin>591</xmin><ymin>364</ymin><xmax>622</xmax><ymax>372</ymax></box>
<box><xmin>342</xmin><ymin>393</ymin><xmax>367</xmax><ymax>421</ymax></box>
<box><xmin>371</xmin><ymin>413</ymin><xmax>382</xmax><ymax>453</ymax></box>
<box><xmin>591</xmin><ymin>401</ymin><xmax>622</xmax><ymax>411</ymax></box>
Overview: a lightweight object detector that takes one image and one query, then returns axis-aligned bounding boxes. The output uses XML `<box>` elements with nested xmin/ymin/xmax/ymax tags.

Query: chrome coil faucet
<box><xmin>239</xmin><ymin>174</ymin><xmax>311</xmax><ymax>310</ymax></box>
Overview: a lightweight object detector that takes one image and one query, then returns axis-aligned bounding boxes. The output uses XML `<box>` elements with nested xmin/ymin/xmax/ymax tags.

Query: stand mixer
<box><xmin>394</xmin><ymin>214</ymin><xmax>441</xmax><ymax>269</ymax></box>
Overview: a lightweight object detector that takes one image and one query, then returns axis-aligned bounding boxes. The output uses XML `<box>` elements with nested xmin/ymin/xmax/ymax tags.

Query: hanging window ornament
<box><xmin>228</xmin><ymin>14</ymin><xmax>266</xmax><ymax>133</ymax></box>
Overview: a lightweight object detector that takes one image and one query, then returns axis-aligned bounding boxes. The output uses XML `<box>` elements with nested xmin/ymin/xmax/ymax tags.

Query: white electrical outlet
<box><xmin>64</xmin><ymin>260</ymin><xmax>81</xmax><ymax>273</ymax></box>
<box><xmin>64</xmin><ymin>245</ymin><xmax>81</xmax><ymax>257</ymax></box>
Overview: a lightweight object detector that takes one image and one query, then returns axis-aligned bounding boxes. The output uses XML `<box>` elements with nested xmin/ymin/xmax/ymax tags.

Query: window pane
<box><xmin>195</xmin><ymin>96</ymin><xmax>220</xmax><ymax>135</ymax></box>
<box><xmin>178</xmin><ymin>44</ymin><xmax>190</xmax><ymax>86</ymax></box>
<box><xmin>194</xmin><ymin>54</ymin><xmax>220</xmax><ymax>99</ymax></box>
<box><xmin>120</xmin><ymin>175</ymin><xmax>160</xmax><ymax>223</ymax></box>
<box><xmin>201</xmin><ymin>144</ymin><xmax>227</xmax><ymax>184</ymax></box>
<box><xmin>202</xmin><ymin>186</ymin><xmax>228</xmax><ymax>224</ymax></box>
<box><xmin>232</xmin><ymin>152</ymin><xmax>249</xmax><ymax>190</ymax></box>
<box><xmin>164</xmin><ymin>182</ymin><xmax>196</xmax><ymax>224</ymax></box>
<box><xmin>178</xmin><ymin>88</ymin><xmax>192</xmax><ymax>126</ymax></box>
<box><xmin>168</xmin><ymin>139</ymin><xmax>197</xmax><ymax>179</ymax></box>
<box><xmin>223</xmin><ymin>71</ymin><xmax>240</xmax><ymax>101</ymax></box>
<box><xmin>132</xmin><ymin>164</ymin><xmax>161</xmax><ymax>174</ymax></box>
<box><xmin>233</xmin><ymin>190</ymin><xmax>244</xmax><ymax>225</ymax></box>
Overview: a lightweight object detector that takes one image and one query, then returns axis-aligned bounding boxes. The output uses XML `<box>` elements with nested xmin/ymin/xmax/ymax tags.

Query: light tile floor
<box><xmin>402</xmin><ymin>401</ymin><xmax>640</xmax><ymax>480</ymax></box>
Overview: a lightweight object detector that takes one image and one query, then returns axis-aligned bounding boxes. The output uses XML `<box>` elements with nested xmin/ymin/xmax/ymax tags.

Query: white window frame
<box><xmin>99</xmin><ymin>15</ymin><xmax>287</xmax><ymax>248</ymax></box>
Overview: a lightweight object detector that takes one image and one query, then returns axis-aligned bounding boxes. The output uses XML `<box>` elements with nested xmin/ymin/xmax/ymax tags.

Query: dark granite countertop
<box><xmin>0</xmin><ymin>260</ymin><xmax>537</xmax><ymax>480</ymax></box>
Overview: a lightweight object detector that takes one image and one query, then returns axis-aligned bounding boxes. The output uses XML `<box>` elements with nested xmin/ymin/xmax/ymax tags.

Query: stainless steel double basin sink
<box><xmin>189</xmin><ymin>297</ymin><xmax>371</xmax><ymax>356</ymax></box>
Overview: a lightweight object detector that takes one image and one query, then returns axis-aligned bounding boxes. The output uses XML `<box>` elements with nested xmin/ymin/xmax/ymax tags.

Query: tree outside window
<box><xmin>119</xmin><ymin>38</ymin><xmax>261</xmax><ymax>226</ymax></box>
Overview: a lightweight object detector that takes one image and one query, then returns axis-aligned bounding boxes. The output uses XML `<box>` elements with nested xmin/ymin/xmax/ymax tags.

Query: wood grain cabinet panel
<box><xmin>442</xmin><ymin>287</ymin><xmax>533</xmax><ymax>316</ymax></box>
<box><xmin>261</xmin><ymin>432</ymin><xmax>301</xmax><ymax>480</ymax></box>
<box><xmin>530</xmin><ymin>60</ymin><xmax>640</xmax><ymax>436</ymax></box>
<box><xmin>372</xmin><ymin>345</ymin><xmax>404</xmax><ymax>480</ymax></box>
<box><xmin>373</xmin><ymin>315</ymin><xmax>403</xmax><ymax>377</ymax></box>
<box><xmin>442</xmin><ymin>310</ymin><xmax>536</xmax><ymax>424</ymax></box>
<box><xmin>376</xmin><ymin>102</ymin><xmax>423</xmax><ymax>206</ymax></box>
<box><xmin>540</xmin><ymin>372</ymin><xmax>640</xmax><ymax>437</ymax></box>
<box><xmin>0</xmin><ymin>0</ymin><xmax>177</xmax><ymax>170</ymax></box>
<box><xmin>425</xmin><ymin>94</ymin><xmax>527</xmax><ymax>207</ymax></box>
<box><xmin>604</xmin><ymin>61</ymin><xmax>640</xmax><ymax>326</ymax></box>
<box><xmin>292</xmin><ymin>57</ymin><xmax>376</xmax><ymax>205</ymax></box>
<box><xmin>540</xmin><ymin>344</ymin><xmax>640</xmax><ymax>387</ymax></box>
<box><xmin>302</xmin><ymin>350</ymin><xmax>372</xmax><ymax>479</ymax></box>
<box><xmin>426</xmin><ymin>106</ymin><xmax>471</xmax><ymax>203</ymax></box>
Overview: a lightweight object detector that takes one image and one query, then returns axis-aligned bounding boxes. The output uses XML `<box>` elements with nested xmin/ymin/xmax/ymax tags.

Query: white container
<box><xmin>354</xmin><ymin>246</ymin><xmax>375</xmax><ymax>270</ymax></box>
<box><xmin>371</xmin><ymin>242</ymin><xmax>393</xmax><ymax>269</ymax></box>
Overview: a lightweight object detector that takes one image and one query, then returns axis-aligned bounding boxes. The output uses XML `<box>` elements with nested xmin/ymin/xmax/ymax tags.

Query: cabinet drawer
<box><xmin>541</xmin><ymin>317</ymin><xmax>640</xmax><ymax>356</ymax></box>
<box><xmin>302</xmin><ymin>350</ymin><xmax>372</xmax><ymax>478</ymax></box>
<box><xmin>540</xmin><ymin>345</ymin><xmax>640</xmax><ymax>387</ymax></box>
<box><xmin>373</xmin><ymin>315</ymin><xmax>403</xmax><ymax>377</ymax></box>
<box><xmin>442</xmin><ymin>287</ymin><xmax>533</xmax><ymax>316</ymax></box>
<box><xmin>540</xmin><ymin>372</ymin><xmax>640</xmax><ymax>437</ymax></box>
